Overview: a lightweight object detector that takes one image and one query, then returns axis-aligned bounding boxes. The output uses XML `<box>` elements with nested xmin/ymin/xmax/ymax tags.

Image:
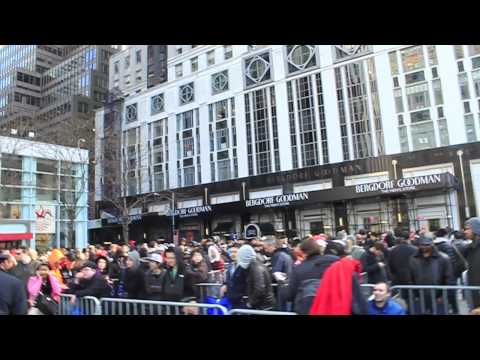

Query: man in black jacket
<box><xmin>408</xmin><ymin>234</ymin><xmax>455</xmax><ymax>314</ymax></box>
<box><xmin>0</xmin><ymin>253</ymin><xmax>28</xmax><ymax>315</ymax></box>
<box><xmin>286</xmin><ymin>238</ymin><xmax>339</xmax><ymax>314</ymax></box>
<box><xmin>66</xmin><ymin>261</ymin><xmax>112</xmax><ymax>303</ymax></box>
<box><xmin>237</xmin><ymin>244</ymin><xmax>275</xmax><ymax>310</ymax></box>
<box><xmin>162</xmin><ymin>247</ymin><xmax>185</xmax><ymax>302</ymax></box>
<box><xmin>464</xmin><ymin>217</ymin><xmax>480</xmax><ymax>309</ymax></box>
<box><xmin>389</xmin><ymin>232</ymin><xmax>417</xmax><ymax>286</ymax></box>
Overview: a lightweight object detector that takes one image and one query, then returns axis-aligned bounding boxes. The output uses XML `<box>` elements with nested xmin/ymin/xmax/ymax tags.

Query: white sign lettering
<box><xmin>354</xmin><ymin>174</ymin><xmax>443</xmax><ymax>194</ymax></box>
<box><xmin>245</xmin><ymin>192</ymin><xmax>309</xmax><ymax>208</ymax></box>
<box><xmin>35</xmin><ymin>205</ymin><xmax>56</xmax><ymax>234</ymax></box>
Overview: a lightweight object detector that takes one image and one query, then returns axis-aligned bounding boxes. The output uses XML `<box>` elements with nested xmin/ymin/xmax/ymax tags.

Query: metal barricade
<box><xmin>194</xmin><ymin>283</ymin><xmax>224</xmax><ymax>301</ymax></box>
<box><xmin>99</xmin><ymin>298</ymin><xmax>229</xmax><ymax>315</ymax></box>
<box><xmin>58</xmin><ymin>294</ymin><xmax>101</xmax><ymax>315</ymax></box>
<box><xmin>390</xmin><ymin>285</ymin><xmax>480</xmax><ymax>315</ymax></box>
<box><xmin>229</xmin><ymin>309</ymin><xmax>297</xmax><ymax>315</ymax></box>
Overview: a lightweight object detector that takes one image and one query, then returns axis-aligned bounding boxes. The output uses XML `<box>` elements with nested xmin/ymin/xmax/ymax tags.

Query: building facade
<box><xmin>94</xmin><ymin>45</ymin><xmax>480</xmax><ymax>243</ymax></box>
<box><xmin>0</xmin><ymin>135</ymin><xmax>89</xmax><ymax>250</ymax></box>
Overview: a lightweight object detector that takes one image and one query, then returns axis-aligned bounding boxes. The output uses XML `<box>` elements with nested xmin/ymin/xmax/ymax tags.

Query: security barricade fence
<box><xmin>229</xmin><ymin>309</ymin><xmax>297</xmax><ymax>315</ymax></box>
<box><xmin>57</xmin><ymin>284</ymin><xmax>480</xmax><ymax>315</ymax></box>
<box><xmin>98</xmin><ymin>298</ymin><xmax>229</xmax><ymax>315</ymax></box>
<box><xmin>59</xmin><ymin>294</ymin><xmax>101</xmax><ymax>315</ymax></box>
<box><xmin>388</xmin><ymin>285</ymin><xmax>480</xmax><ymax>315</ymax></box>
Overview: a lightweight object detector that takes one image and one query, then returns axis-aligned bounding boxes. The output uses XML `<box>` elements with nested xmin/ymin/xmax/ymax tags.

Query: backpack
<box><xmin>294</xmin><ymin>278</ymin><xmax>322</xmax><ymax>315</ymax></box>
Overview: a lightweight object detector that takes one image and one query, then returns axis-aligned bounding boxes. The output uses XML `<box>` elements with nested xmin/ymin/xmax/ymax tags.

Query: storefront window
<box><xmin>0</xmin><ymin>204</ymin><xmax>21</xmax><ymax>219</ymax></box>
<box><xmin>36</xmin><ymin>189</ymin><xmax>57</xmax><ymax>201</ymax></box>
<box><xmin>1</xmin><ymin>170</ymin><xmax>22</xmax><ymax>186</ymax></box>
<box><xmin>0</xmin><ymin>187</ymin><xmax>22</xmax><ymax>202</ymax></box>
<box><xmin>0</xmin><ymin>154</ymin><xmax>23</xmax><ymax>170</ymax></box>
<box><xmin>36</xmin><ymin>173</ymin><xmax>58</xmax><ymax>189</ymax></box>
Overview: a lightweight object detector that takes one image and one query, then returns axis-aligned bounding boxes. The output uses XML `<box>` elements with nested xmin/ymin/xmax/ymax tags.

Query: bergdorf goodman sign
<box><xmin>173</xmin><ymin>205</ymin><xmax>213</xmax><ymax>218</ymax></box>
<box><xmin>355</xmin><ymin>174</ymin><xmax>443</xmax><ymax>194</ymax></box>
<box><xmin>245</xmin><ymin>192</ymin><xmax>309</xmax><ymax>208</ymax></box>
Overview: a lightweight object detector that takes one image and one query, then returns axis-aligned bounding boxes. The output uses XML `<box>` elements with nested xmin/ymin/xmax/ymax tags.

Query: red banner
<box><xmin>0</xmin><ymin>233</ymin><xmax>33</xmax><ymax>241</ymax></box>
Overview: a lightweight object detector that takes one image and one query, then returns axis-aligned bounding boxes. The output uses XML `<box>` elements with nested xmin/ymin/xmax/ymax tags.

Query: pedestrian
<box><xmin>361</xmin><ymin>241</ymin><xmax>388</xmax><ymax>284</ymax></box>
<box><xmin>286</xmin><ymin>237</ymin><xmax>338</xmax><ymax>314</ymax></box>
<box><xmin>123</xmin><ymin>253</ymin><xmax>144</xmax><ymax>299</ymax></box>
<box><xmin>408</xmin><ymin>234</ymin><xmax>455</xmax><ymax>314</ymax></box>
<box><xmin>309</xmin><ymin>255</ymin><xmax>369</xmax><ymax>315</ymax></box>
<box><xmin>162</xmin><ymin>247</ymin><xmax>186</xmax><ymax>302</ymax></box>
<box><xmin>65</xmin><ymin>261</ymin><xmax>112</xmax><ymax>303</ymax></box>
<box><xmin>237</xmin><ymin>244</ymin><xmax>275</xmax><ymax>310</ymax></box>
<box><xmin>0</xmin><ymin>253</ymin><xmax>28</xmax><ymax>315</ymax></box>
<box><xmin>221</xmin><ymin>245</ymin><xmax>248</xmax><ymax>309</ymax></box>
<box><xmin>184</xmin><ymin>249</ymin><xmax>209</xmax><ymax>299</ymax></box>
<box><xmin>368</xmin><ymin>282</ymin><xmax>406</xmax><ymax>315</ymax></box>
<box><xmin>27</xmin><ymin>263</ymin><xmax>62</xmax><ymax>315</ymax></box>
<box><xmin>10</xmin><ymin>247</ymin><xmax>36</xmax><ymax>286</ymax></box>
<box><xmin>48</xmin><ymin>249</ymin><xmax>66</xmax><ymax>286</ymax></box>
<box><xmin>464</xmin><ymin>217</ymin><xmax>480</xmax><ymax>309</ymax></box>
<box><xmin>141</xmin><ymin>253</ymin><xmax>166</xmax><ymax>305</ymax></box>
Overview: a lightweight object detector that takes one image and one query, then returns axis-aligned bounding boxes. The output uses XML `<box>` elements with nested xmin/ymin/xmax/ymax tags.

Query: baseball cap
<box><xmin>140</xmin><ymin>253</ymin><xmax>163</xmax><ymax>264</ymax></box>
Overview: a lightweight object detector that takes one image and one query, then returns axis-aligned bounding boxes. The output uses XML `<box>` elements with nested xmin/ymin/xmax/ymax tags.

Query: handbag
<box><xmin>35</xmin><ymin>292</ymin><xmax>59</xmax><ymax>315</ymax></box>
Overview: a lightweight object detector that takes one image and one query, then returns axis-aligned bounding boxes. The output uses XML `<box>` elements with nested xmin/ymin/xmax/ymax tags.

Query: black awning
<box><xmin>213</xmin><ymin>222</ymin><xmax>234</xmax><ymax>234</ymax></box>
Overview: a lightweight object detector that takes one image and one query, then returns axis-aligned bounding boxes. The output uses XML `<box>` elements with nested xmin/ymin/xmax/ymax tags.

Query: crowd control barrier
<box><xmin>59</xmin><ymin>294</ymin><xmax>101</xmax><ymax>315</ymax></box>
<box><xmin>388</xmin><ymin>285</ymin><xmax>480</xmax><ymax>315</ymax></box>
<box><xmin>98</xmin><ymin>297</ymin><xmax>229</xmax><ymax>315</ymax></box>
<box><xmin>229</xmin><ymin>309</ymin><xmax>297</xmax><ymax>315</ymax></box>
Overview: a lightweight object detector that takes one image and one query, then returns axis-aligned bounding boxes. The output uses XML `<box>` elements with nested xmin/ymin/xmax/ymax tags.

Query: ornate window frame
<box><xmin>179</xmin><ymin>82</ymin><xmax>195</xmax><ymax>105</ymax></box>
<box><xmin>332</xmin><ymin>45</ymin><xmax>372</xmax><ymax>63</ymax></box>
<box><xmin>285</xmin><ymin>45</ymin><xmax>318</xmax><ymax>75</ymax></box>
<box><xmin>243</xmin><ymin>51</ymin><xmax>273</xmax><ymax>89</ymax></box>
<box><xmin>151</xmin><ymin>93</ymin><xmax>164</xmax><ymax>115</ymax></box>
<box><xmin>211</xmin><ymin>70</ymin><xmax>229</xmax><ymax>94</ymax></box>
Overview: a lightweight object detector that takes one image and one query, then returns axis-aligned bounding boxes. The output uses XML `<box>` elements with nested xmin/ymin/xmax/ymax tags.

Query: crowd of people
<box><xmin>1</xmin><ymin>216</ymin><xmax>480</xmax><ymax>315</ymax></box>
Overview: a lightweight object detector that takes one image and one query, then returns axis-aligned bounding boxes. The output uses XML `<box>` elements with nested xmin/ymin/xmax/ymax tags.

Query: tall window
<box><xmin>465</xmin><ymin>114</ymin><xmax>477</xmax><ymax>142</ymax></box>
<box><xmin>335</xmin><ymin>67</ymin><xmax>350</xmax><ymax>160</ymax></box>
<box><xmin>176</xmin><ymin>109</ymin><xmax>200</xmax><ymax>187</ymax></box>
<box><xmin>209</xmin><ymin>98</ymin><xmax>237</xmax><ymax>182</ymax></box>
<box><xmin>401</xmin><ymin>46</ymin><xmax>424</xmax><ymax>72</ymax></box>
<box><xmin>114</xmin><ymin>61</ymin><xmax>119</xmax><ymax>74</ymax></box>
<box><xmin>149</xmin><ymin>118</ymin><xmax>168</xmax><ymax>191</ymax></box>
<box><xmin>244</xmin><ymin>86</ymin><xmax>279</xmax><ymax>175</ymax></box>
<box><xmin>122</xmin><ymin>127</ymin><xmax>140</xmax><ymax>195</ymax></box>
<box><xmin>136</xmin><ymin>50</ymin><xmax>141</xmax><ymax>64</ymax></box>
<box><xmin>124</xmin><ymin>55</ymin><xmax>130</xmax><ymax>69</ymax></box>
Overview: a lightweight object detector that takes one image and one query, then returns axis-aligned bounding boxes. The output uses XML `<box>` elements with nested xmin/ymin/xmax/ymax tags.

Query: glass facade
<box><xmin>0</xmin><ymin>150</ymin><xmax>88</xmax><ymax>249</ymax></box>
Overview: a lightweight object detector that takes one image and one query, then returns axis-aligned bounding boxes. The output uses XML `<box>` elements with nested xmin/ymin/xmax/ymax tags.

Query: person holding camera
<box><xmin>27</xmin><ymin>263</ymin><xmax>62</xmax><ymax>315</ymax></box>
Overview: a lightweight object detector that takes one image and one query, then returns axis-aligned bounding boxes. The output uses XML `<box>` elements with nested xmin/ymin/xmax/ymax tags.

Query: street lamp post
<box><xmin>457</xmin><ymin>150</ymin><xmax>470</xmax><ymax>219</ymax></box>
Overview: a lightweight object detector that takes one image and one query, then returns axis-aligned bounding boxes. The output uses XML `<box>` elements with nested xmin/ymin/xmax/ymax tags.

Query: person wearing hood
<box><xmin>408</xmin><ymin>234</ymin><xmax>455</xmax><ymax>314</ymax></box>
<box><xmin>123</xmin><ymin>253</ymin><xmax>144</xmax><ymax>299</ymax></box>
<box><xmin>464</xmin><ymin>217</ymin><xmax>480</xmax><ymax>309</ymax></box>
<box><xmin>237</xmin><ymin>244</ymin><xmax>275</xmax><ymax>310</ymax></box>
<box><xmin>47</xmin><ymin>249</ymin><xmax>66</xmax><ymax>286</ymax></box>
<box><xmin>221</xmin><ymin>245</ymin><xmax>248</xmax><ymax>309</ymax></box>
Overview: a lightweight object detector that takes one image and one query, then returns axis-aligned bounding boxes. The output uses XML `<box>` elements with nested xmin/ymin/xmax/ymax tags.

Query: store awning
<box><xmin>213</xmin><ymin>222</ymin><xmax>234</xmax><ymax>234</ymax></box>
<box><xmin>0</xmin><ymin>233</ymin><xmax>33</xmax><ymax>241</ymax></box>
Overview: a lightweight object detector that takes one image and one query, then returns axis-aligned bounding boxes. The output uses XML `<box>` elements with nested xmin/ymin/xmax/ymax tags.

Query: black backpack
<box><xmin>294</xmin><ymin>278</ymin><xmax>321</xmax><ymax>315</ymax></box>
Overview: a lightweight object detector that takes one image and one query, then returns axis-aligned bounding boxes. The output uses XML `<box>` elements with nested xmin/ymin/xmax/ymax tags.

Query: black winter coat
<box><xmin>225</xmin><ymin>264</ymin><xmax>247</xmax><ymax>306</ymax></box>
<box><xmin>10</xmin><ymin>262</ymin><xmax>35</xmax><ymax>286</ymax></box>
<box><xmin>184</xmin><ymin>261</ymin><xmax>209</xmax><ymax>298</ymax></box>
<box><xmin>66</xmin><ymin>273</ymin><xmax>112</xmax><ymax>298</ymax></box>
<box><xmin>408</xmin><ymin>247</ymin><xmax>454</xmax><ymax>286</ymax></box>
<box><xmin>143</xmin><ymin>270</ymin><xmax>165</xmax><ymax>301</ymax></box>
<box><xmin>124</xmin><ymin>267</ymin><xmax>145</xmax><ymax>299</ymax></box>
<box><xmin>246</xmin><ymin>260</ymin><xmax>275</xmax><ymax>310</ymax></box>
<box><xmin>271</xmin><ymin>248</ymin><xmax>293</xmax><ymax>278</ymax></box>
<box><xmin>361</xmin><ymin>251</ymin><xmax>388</xmax><ymax>284</ymax></box>
<box><xmin>162</xmin><ymin>267</ymin><xmax>185</xmax><ymax>301</ymax></box>
<box><xmin>465</xmin><ymin>240</ymin><xmax>480</xmax><ymax>308</ymax></box>
<box><xmin>286</xmin><ymin>254</ymin><xmax>339</xmax><ymax>304</ymax></box>
<box><xmin>0</xmin><ymin>269</ymin><xmax>28</xmax><ymax>315</ymax></box>
<box><xmin>388</xmin><ymin>243</ymin><xmax>418</xmax><ymax>285</ymax></box>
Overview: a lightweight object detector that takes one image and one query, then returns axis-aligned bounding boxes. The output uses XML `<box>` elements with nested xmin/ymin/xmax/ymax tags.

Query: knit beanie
<box><xmin>465</xmin><ymin>217</ymin><xmax>480</xmax><ymax>236</ymax></box>
<box><xmin>237</xmin><ymin>245</ymin><xmax>256</xmax><ymax>269</ymax></box>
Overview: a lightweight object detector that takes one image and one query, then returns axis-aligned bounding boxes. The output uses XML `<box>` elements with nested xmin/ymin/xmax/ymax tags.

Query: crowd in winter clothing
<box><xmin>2</xmin><ymin>216</ymin><xmax>480</xmax><ymax>315</ymax></box>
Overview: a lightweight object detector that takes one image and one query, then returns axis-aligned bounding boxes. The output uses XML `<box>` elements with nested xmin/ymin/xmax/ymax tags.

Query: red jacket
<box><xmin>309</xmin><ymin>257</ymin><xmax>362</xmax><ymax>315</ymax></box>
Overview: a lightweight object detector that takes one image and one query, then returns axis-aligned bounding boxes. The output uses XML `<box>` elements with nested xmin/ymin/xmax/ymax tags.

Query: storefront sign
<box><xmin>106</xmin><ymin>214</ymin><xmax>142</xmax><ymax>224</ymax></box>
<box><xmin>173</xmin><ymin>205</ymin><xmax>212</xmax><ymax>218</ymax></box>
<box><xmin>354</xmin><ymin>174</ymin><xmax>443</xmax><ymax>195</ymax></box>
<box><xmin>35</xmin><ymin>205</ymin><xmax>56</xmax><ymax>234</ymax></box>
<box><xmin>245</xmin><ymin>192</ymin><xmax>309</xmax><ymax>208</ymax></box>
<box><xmin>244</xmin><ymin>223</ymin><xmax>261</xmax><ymax>239</ymax></box>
